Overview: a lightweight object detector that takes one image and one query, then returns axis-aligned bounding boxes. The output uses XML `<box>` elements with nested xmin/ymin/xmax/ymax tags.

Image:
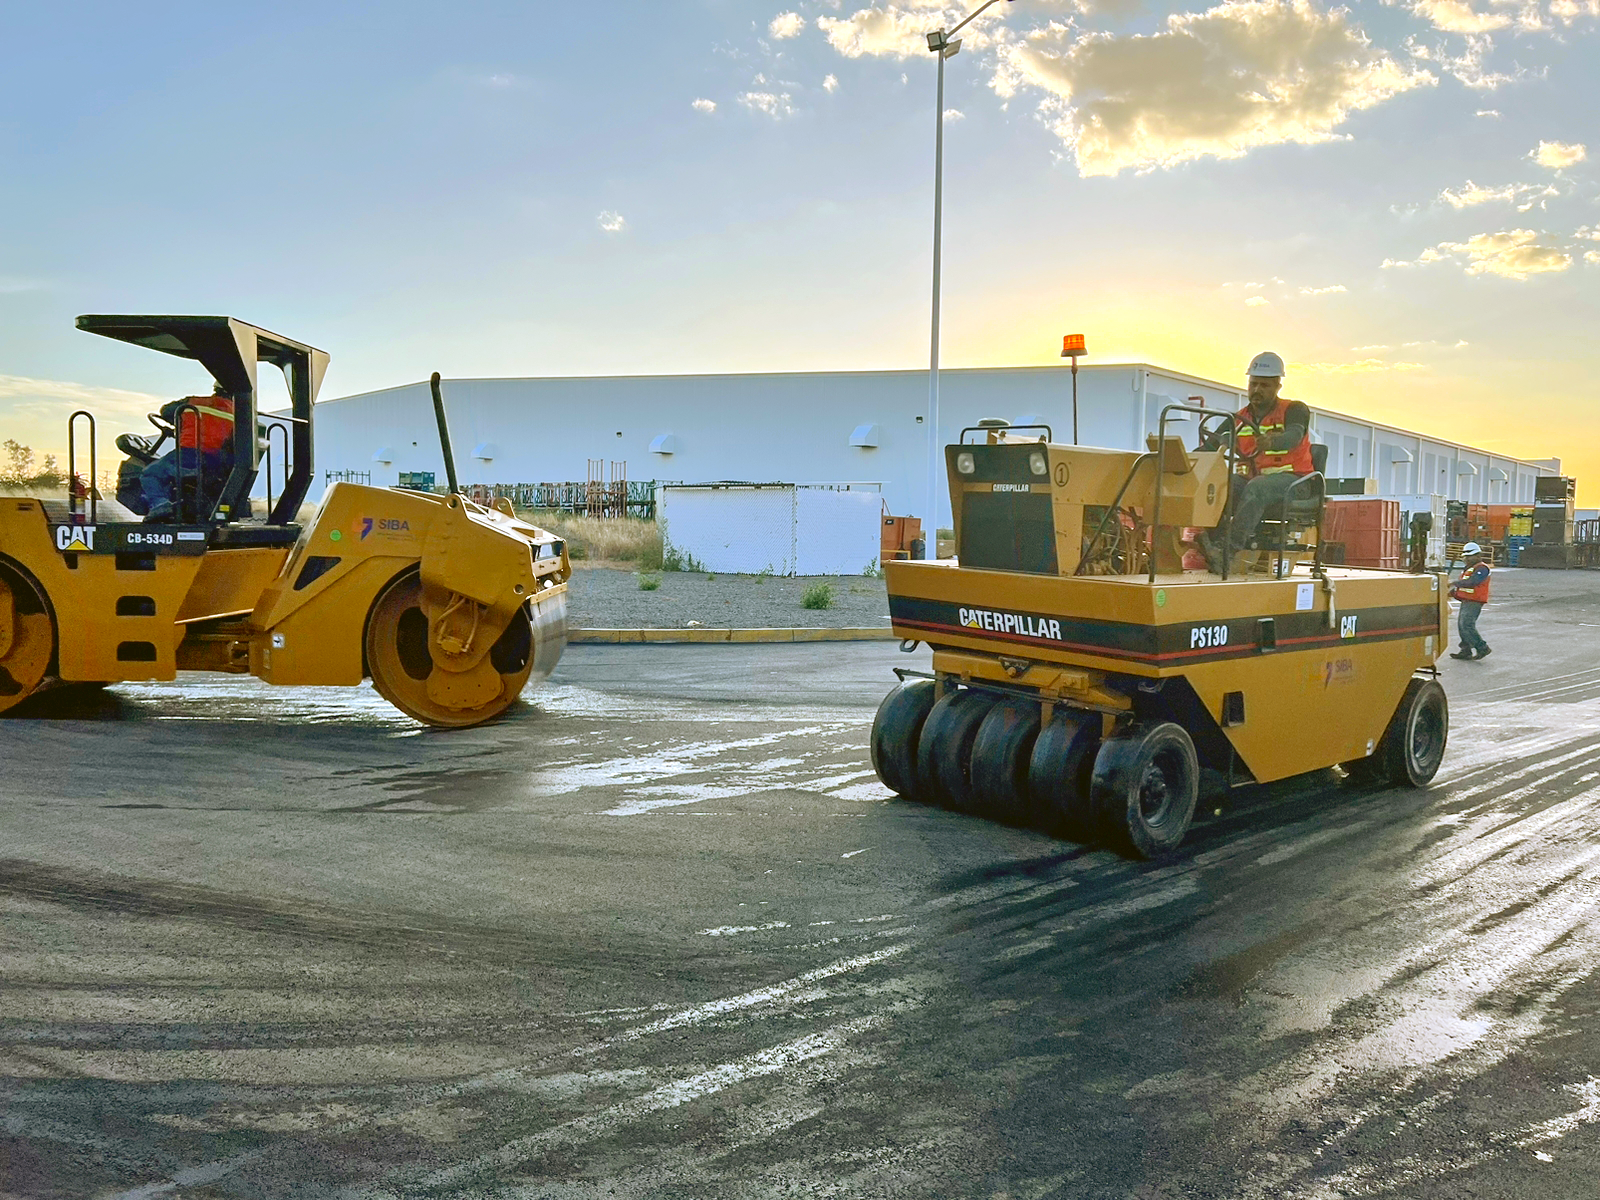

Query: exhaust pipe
<box><xmin>429</xmin><ymin>372</ymin><xmax>460</xmax><ymax>496</ymax></box>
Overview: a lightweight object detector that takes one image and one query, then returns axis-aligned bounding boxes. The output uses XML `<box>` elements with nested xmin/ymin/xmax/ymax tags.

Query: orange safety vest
<box><xmin>1453</xmin><ymin>563</ymin><xmax>1491</xmax><ymax>604</ymax></box>
<box><xmin>1234</xmin><ymin>398</ymin><xmax>1314</xmax><ymax>478</ymax></box>
<box><xmin>177</xmin><ymin>395</ymin><xmax>235</xmax><ymax>454</ymax></box>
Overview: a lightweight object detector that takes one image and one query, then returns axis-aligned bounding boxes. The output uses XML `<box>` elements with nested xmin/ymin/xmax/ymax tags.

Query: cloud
<box><xmin>824</xmin><ymin>73</ymin><xmax>840</xmax><ymax>92</ymax></box>
<box><xmin>1299</xmin><ymin>284</ymin><xmax>1347</xmax><ymax>295</ymax></box>
<box><xmin>943</xmin><ymin>107</ymin><xmax>965</xmax><ymax>120</ymax></box>
<box><xmin>1245</xmin><ymin>295</ymin><xmax>1270</xmax><ymax>306</ymax></box>
<box><xmin>1385</xmin><ymin>228</ymin><xmax>1572</xmax><ymax>279</ymax></box>
<box><xmin>597</xmin><ymin>211</ymin><xmax>626</xmax><ymax>233</ymax></box>
<box><xmin>769</xmin><ymin>11</ymin><xmax>806</xmax><ymax>38</ymax></box>
<box><xmin>1438</xmin><ymin>179</ymin><xmax>1559</xmax><ymax>210</ymax></box>
<box><xmin>817</xmin><ymin>3</ymin><xmax>1013</xmax><ymax>60</ymax></box>
<box><xmin>1531</xmin><ymin>140</ymin><xmax>1587</xmax><ymax>169</ymax></box>
<box><xmin>1293</xmin><ymin>359</ymin><xmax>1426</xmax><ymax>373</ymax></box>
<box><xmin>0</xmin><ymin>375</ymin><xmax>166</xmax><ymax>421</ymax></box>
<box><xmin>1409</xmin><ymin>0</ymin><xmax>1514</xmax><ymax>32</ymax></box>
<box><xmin>692</xmin><ymin>97</ymin><xmax>717</xmax><ymax>113</ymax></box>
<box><xmin>1407</xmin><ymin>34</ymin><xmax>1534</xmax><ymax>90</ymax></box>
<box><xmin>739</xmin><ymin>90</ymin><xmax>797</xmax><ymax>118</ymax></box>
<box><xmin>1002</xmin><ymin>0</ymin><xmax>1435</xmax><ymax>176</ymax></box>
<box><xmin>1587</xmin><ymin>250</ymin><xmax>1600</xmax><ymax>264</ymax></box>
<box><xmin>1476</xmin><ymin>108</ymin><xmax>1500</xmax><ymax>117</ymax></box>
<box><xmin>1551</xmin><ymin>0</ymin><xmax>1600</xmax><ymax>21</ymax></box>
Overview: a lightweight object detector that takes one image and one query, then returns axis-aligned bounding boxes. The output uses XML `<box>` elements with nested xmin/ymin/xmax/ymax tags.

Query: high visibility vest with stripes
<box><xmin>1234</xmin><ymin>398</ymin><xmax>1314</xmax><ymax>477</ymax></box>
<box><xmin>177</xmin><ymin>395</ymin><xmax>235</xmax><ymax>454</ymax></box>
<box><xmin>1456</xmin><ymin>564</ymin><xmax>1491</xmax><ymax>604</ymax></box>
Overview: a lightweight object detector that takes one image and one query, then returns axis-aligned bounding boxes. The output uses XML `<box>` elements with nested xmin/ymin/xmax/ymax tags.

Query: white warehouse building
<box><xmin>308</xmin><ymin>364</ymin><xmax>1557</xmax><ymax>527</ymax></box>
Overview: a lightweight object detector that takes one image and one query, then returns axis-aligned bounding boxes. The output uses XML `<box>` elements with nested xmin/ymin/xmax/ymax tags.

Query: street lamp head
<box><xmin>927</xmin><ymin>30</ymin><xmax>946</xmax><ymax>50</ymax></box>
<box><xmin>942</xmin><ymin>39</ymin><xmax>962</xmax><ymax>58</ymax></box>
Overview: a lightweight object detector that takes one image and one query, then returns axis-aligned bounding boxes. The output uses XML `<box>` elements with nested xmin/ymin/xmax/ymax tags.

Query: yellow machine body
<box><xmin>0</xmin><ymin>484</ymin><xmax>569</xmax><ymax>724</ymax></box>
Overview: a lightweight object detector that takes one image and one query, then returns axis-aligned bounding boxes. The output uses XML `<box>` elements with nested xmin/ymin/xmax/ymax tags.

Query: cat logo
<box><xmin>55</xmin><ymin>525</ymin><xmax>96</xmax><ymax>553</ymax></box>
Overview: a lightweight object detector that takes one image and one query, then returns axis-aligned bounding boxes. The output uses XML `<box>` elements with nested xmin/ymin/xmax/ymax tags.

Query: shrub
<box><xmin>514</xmin><ymin>510</ymin><xmax>662</xmax><ymax>565</ymax></box>
<box><xmin>638</xmin><ymin>573</ymin><xmax>661</xmax><ymax>591</ymax></box>
<box><xmin>662</xmin><ymin>543</ymin><xmax>705</xmax><ymax>572</ymax></box>
<box><xmin>801</xmin><ymin>582</ymin><xmax>834</xmax><ymax>610</ymax></box>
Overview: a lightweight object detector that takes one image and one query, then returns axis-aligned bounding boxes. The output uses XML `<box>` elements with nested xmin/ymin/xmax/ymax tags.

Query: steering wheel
<box><xmin>148</xmin><ymin>411</ymin><xmax>175</xmax><ymax>436</ymax></box>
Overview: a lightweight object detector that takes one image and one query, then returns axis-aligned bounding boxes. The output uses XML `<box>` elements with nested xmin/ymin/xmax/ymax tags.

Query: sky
<box><xmin>1</xmin><ymin>1</ymin><xmax>1595</xmax><ymax>494</ymax></box>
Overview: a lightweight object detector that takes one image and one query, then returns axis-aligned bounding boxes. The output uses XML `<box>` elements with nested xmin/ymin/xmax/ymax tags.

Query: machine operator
<box><xmin>114</xmin><ymin>381</ymin><xmax>236</xmax><ymax>523</ymax></box>
<box><xmin>1197</xmin><ymin>351</ymin><xmax>1314</xmax><ymax>572</ymax></box>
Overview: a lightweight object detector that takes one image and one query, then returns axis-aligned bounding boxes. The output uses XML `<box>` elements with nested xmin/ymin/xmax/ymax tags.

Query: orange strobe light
<box><xmin>1061</xmin><ymin>334</ymin><xmax>1086</xmax><ymax>358</ymax></box>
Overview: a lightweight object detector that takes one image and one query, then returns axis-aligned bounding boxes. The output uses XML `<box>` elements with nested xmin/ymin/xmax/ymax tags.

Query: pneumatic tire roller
<box><xmin>871</xmin><ymin>418</ymin><xmax>1451</xmax><ymax>859</ymax></box>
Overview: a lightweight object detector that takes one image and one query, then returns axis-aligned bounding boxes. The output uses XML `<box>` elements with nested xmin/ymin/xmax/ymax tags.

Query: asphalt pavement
<box><xmin>3</xmin><ymin>568</ymin><xmax>1600</xmax><ymax>1198</ymax></box>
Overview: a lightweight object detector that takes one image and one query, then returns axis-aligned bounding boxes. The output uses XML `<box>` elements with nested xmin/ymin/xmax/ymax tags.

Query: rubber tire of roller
<box><xmin>969</xmin><ymin>700</ymin><xmax>1042</xmax><ymax>823</ymax></box>
<box><xmin>1028</xmin><ymin>711</ymin><xmax>1101</xmax><ymax>839</ymax></box>
<box><xmin>1379</xmin><ymin>676</ymin><xmax>1449</xmax><ymax>787</ymax></box>
<box><xmin>1340</xmin><ymin>676</ymin><xmax>1449</xmax><ymax>789</ymax></box>
<box><xmin>918</xmin><ymin>689</ymin><xmax>998</xmax><ymax>811</ymax></box>
<box><xmin>1090</xmin><ymin>722</ymin><xmax>1200</xmax><ymax>860</ymax></box>
<box><xmin>870</xmin><ymin>679</ymin><xmax>937</xmax><ymax>800</ymax></box>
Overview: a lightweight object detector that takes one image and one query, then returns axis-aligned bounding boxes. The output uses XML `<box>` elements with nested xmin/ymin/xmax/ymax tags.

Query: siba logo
<box><xmin>358</xmin><ymin>517</ymin><xmax>412</xmax><ymax>541</ymax></box>
<box><xmin>55</xmin><ymin>525</ymin><xmax>95</xmax><ymax>552</ymax></box>
<box><xmin>958</xmin><ymin>607</ymin><xmax>1063</xmax><ymax>640</ymax></box>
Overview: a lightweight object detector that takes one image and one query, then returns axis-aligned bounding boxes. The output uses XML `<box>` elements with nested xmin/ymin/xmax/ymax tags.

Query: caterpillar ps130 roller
<box><xmin>0</xmin><ymin>315</ymin><xmax>568</xmax><ymax>727</ymax></box>
<box><xmin>872</xmin><ymin>408</ymin><xmax>1450</xmax><ymax>858</ymax></box>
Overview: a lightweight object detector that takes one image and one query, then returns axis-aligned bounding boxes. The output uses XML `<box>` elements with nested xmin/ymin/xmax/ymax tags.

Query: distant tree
<box><xmin>2</xmin><ymin>439</ymin><xmax>33</xmax><ymax>485</ymax></box>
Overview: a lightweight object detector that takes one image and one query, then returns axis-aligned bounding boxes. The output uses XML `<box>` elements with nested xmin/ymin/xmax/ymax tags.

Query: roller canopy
<box><xmin>75</xmin><ymin>314</ymin><xmax>329</xmax><ymax>527</ymax></box>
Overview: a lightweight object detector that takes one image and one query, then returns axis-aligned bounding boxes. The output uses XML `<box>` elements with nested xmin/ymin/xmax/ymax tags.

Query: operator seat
<box><xmin>1243</xmin><ymin>441</ymin><xmax>1328</xmax><ymax>558</ymax></box>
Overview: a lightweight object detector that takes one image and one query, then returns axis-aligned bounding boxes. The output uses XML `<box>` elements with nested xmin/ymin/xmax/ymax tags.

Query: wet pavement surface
<box><xmin>2</xmin><ymin>569</ymin><xmax>1599</xmax><ymax>1197</ymax></box>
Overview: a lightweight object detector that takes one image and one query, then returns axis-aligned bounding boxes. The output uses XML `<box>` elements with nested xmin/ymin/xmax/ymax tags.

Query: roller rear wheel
<box><xmin>0</xmin><ymin>566</ymin><xmax>54</xmax><ymax>717</ymax></box>
<box><xmin>1091</xmin><ymin>722</ymin><xmax>1199</xmax><ymax>860</ymax></box>
<box><xmin>871</xmin><ymin>679</ymin><xmax>937</xmax><ymax>800</ymax></box>
<box><xmin>969</xmin><ymin>700</ymin><xmax>1041</xmax><ymax>823</ymax></box>
<box><xmin>1029</xmin><ymin>711</ymin><xmax>1101</xmax><ymax>838</ymax></box>
<box><xmin>366</xmin><ymin>573</ymin><xmax>537</xmax><ymax>728</ymax></box>
<box><xmin>919</xmin><ymin>689</ymin><xmax>998</xmax><ymax>811</ymax></box>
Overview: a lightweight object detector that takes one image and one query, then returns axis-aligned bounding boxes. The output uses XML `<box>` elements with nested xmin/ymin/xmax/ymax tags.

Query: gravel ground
<box><xmin>565</xmin><ymin>564</ymin><xmax>891</xmax><ymax>629</ymax></box>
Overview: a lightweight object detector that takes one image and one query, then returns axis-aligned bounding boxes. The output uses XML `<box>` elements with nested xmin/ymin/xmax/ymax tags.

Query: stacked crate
<box><xmin>1324</xmin><ymin>497</ymin><xmax>1401</xmax><ymax>569</ymax></box>
<box><xmin>1523</xmin><ymin>476</ymin><xmax>1578</xmax><ymax>569</ymax></box>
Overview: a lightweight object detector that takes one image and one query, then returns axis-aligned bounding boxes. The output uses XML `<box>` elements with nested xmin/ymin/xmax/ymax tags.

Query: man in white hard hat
<box><xmin>1197</xmin><ymin>351</ymin><xmax>1315</xmax><ymax>572</ymax></box>
<box><xmin>1448</xmin><ymin>542</ymin><xmax>1492</xmax><ymax>660</ymax></box>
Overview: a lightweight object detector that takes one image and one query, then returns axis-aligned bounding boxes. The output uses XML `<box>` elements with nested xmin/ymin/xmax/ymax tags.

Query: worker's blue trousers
<box><xmin>1457</xmin><ymin>600</ymin><xmax>1489</xmax><ymax>656</ymax></box>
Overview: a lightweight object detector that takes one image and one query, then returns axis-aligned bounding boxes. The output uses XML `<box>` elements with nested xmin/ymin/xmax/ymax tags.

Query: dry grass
<box><xmin>515</xmin><ymin>511</ymin><xmax>663</xmax><ymax>567</ymax></box>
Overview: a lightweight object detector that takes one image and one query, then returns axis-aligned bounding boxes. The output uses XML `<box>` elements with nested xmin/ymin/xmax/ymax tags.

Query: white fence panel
<box><xmin>659</xmin><ymin>484</ymin><xmax>881</xmax><ymax>575</ymax></box>
<box><xmin>795</xmin><ymin>488</ymin><xmax>882</xmax><ymax>576</ymax></box>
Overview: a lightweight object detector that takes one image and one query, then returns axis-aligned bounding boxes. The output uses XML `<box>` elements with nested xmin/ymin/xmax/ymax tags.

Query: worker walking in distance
<box><xmin>1197</xmin><ymin>351</ymin><xmax>1315</xmax><ymax>572</ymax></box>
<box><xmin>1449</xmin><ymin>542</ymin><xmax>1492</xmax><ymax>660</ymax></box>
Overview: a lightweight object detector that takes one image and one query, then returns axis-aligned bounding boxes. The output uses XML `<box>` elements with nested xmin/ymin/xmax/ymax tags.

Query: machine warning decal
<box><xmin>959</xmin><ymin>607</ymin><xmax>1063</xmax><ymax>640</ymax></box>
<box><xmin>55</xmin><ymin>525</ymin><xmax>96</xmax><ymax>552</ymax></box>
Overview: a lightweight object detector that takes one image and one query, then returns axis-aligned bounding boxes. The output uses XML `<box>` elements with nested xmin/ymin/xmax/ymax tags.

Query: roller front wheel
<box><xmin>919</xmin><ymin>689</ymin><xmax>998</xmax><ymax>811</ymax></box>
<box><xmin>969</xmin><ymin>700</ymin><xmax>1041</xmax><ymax>823</ymax></box>
<box><xmin>1029</xmin><ymin>711</ymin><xmax>1101</xmax><ymax>838</ymax></box>
<box><xmin>366</xmin><ymin>573</ymin><xmax>538</xmax><ymax>728</ymax></box>
<box><xmin>871</xmin><ymin>679</ymin><xmax>938</xmax><ymax>800</ymax></box>
<box><xmin>1091</xmin><ymin>722</ymin><xmax>1199</xmax><ymax>859</ymax></box>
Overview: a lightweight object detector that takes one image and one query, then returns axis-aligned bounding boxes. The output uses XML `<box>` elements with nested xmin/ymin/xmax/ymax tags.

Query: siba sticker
<box><xmin>958</xmin><ymin>607</ymin><xmax>1063</xmax><ymax>640</ymax></box>
<box><xmin>1311</xmin><ymin>657</ymin><xmax>1358</xmax><ymax>687</ymax></box>
<box><xmin>357</xmin><ymin>517</ymin><xmax>412</xmax><ymax>541</ymax></box>
<box><xmin>55</xmin><ymin>525</ymin><xmax>95</xmax><ymax>552</ymax></box>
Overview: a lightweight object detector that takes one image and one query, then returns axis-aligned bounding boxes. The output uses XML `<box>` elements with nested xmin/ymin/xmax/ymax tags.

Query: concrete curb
<box><xmin>569</xmin><ymin>627</ymin><xmax>897</xmax><ymax>645</ymax></box>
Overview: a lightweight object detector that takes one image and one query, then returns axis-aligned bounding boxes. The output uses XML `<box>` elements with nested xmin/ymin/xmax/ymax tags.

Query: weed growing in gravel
<box><xmin>638</xmin><ymin>573</ymin><xmax>662</xmax><ymax>591</ymax></box>
<box><xmin>755</xmin><ymin>565</ymin><xmax>774</xmax><ymax>584</ymax></box>
<box><xmin>862</xmin><ymin>559</ymin><xmax>883</xmax><ymax>578</ymax></box>
<box><xmin>662</xmin><ymin>544</ymin><xmax>706</xmax><ymax>572</ymax></box>
<box><xmin>801</xmin><ymin>582</ymin><xmax>834</xmax><ymax>610</ymax></box>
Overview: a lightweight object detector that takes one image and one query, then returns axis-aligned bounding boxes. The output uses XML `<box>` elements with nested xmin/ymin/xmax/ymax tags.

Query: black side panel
<box><xmin>1132</xmin><ymin>675</ymin><xmax>1251</xmax><ymax>779</ymax></box>
<box><xmin>961</xmin><ymin>493</ymin><xmax>1058</xmax><ymax>575</ymax></box>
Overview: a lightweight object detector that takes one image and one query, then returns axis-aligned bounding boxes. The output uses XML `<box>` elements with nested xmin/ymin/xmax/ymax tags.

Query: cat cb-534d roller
<box><xmin>0</xmin><ymin>315</ymin><xmax>568</xmax><ymax>727</ymax></box>
<box><xmin>872</xmin><ymin>407</ymin><xmax>1450</xmax><ymax>858</ymax></box>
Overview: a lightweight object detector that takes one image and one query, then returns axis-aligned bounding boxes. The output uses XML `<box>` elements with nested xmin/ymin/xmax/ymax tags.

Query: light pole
<box><xmin>923</xmin><ymin>0</ymin><xmax>1012</xmax><ymax>559</ymax></box>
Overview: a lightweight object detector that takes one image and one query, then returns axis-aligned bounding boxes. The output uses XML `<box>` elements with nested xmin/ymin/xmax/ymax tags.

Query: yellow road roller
<box><xmin>873</xmin><ymin>409</ymin><xmax>1450</xmax><ymax>857</ymax></box>
<box><xmin>0</xmin><ymin>315</ymin><xmax>568</xmax><ymax>727</ymax></box>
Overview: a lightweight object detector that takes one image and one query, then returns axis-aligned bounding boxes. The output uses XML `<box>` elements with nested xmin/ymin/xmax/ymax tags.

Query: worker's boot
<box><xmin>1195</xmin><ymin>529</ymin><xmax>1227</xmax><ymax>576</ymax></box>
<box><xmin>1449</xmin><ymin>649</ymin><xmax>1475</xmax><ymax>660</ymax></box>
<box><xmin>1475</xmin><ymin>646</ymin><xmax>1492</xmax><ymax>659</ymax></box>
